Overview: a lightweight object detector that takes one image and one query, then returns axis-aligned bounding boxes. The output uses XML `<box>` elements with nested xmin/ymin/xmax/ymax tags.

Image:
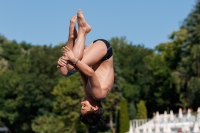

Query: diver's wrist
<box><xmin>73</xmin><ymin>58</ymin><xmax>79</xmax><ymax>65</ymax></box>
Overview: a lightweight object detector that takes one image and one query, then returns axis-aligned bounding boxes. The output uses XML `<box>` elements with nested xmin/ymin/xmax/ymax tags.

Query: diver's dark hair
<box><xmin>80</xmin><ymin>105</ymin><xmax>105</xmax><ymax>126</ymax></box>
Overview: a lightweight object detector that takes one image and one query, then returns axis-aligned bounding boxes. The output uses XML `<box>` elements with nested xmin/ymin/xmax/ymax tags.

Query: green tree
<box><xmin>135</xmin><ymin>100</ymin><xmax>147</xmax><ymax>119</ymax></box>
<box><xmin>169</xmin><ymin>0</ymin><xmax>200</xmax><ymax>109</ymax></box>
<box><xmin>143</xmin><ymin>53</ymin><xmax>172</xmax><ymax>115</ymax></box>
<box><xmin>52</xmin><ymin>74</ymin><xmax>85</xmax><ymax>132</ymax></box>
<box><xmin>32</xmin><ymin>115</ymin><xmax>66</xmax><ymax>133</ymax></box>
<box><xmin>180</xmin><ymin>0</ymin><xmax>200</xmax><ymax>108</ymax></box>
<box><xmin>128</xmin><ymin>102</ymin><xmax>136</xmax><ymax>119</ymax></box>
<box><xmin>0</xmin><ymin>41</ymin><xmax>62</xmax><ymax>132</ymax></box>
<box><xmin>119</xmin><ymin>98</ymin><xmax>129</xmax><ymax>133</ymax></box>
<box><xmin>110</xmin><ymin>37</ymin><xmax>153</xmax><ymax>117</ymax></box>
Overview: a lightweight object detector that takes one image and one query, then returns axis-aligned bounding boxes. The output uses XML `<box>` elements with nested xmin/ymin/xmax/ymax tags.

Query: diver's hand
<box><xmin>57</xmin><ymin>56</ymin><xmax>67</xmax><ymax>68</ymax></box>
<box><xmin>63</xmin><ymin>46</ymin><xmax>77</xmax><ymax>63</ymax></box>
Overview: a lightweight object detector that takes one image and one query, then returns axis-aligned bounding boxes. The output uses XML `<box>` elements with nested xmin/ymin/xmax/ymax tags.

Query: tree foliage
<box><xmin>135</xmin><ymin>100</ymin><xmax>147</xmax><ymax>119</ymax></box>
<box><xmin>118</xmin><ymin>98</ymin><xmax>129</xmax><ymax>133</ymax></box>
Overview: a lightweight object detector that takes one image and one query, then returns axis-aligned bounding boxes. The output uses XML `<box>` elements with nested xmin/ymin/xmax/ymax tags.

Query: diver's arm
<box><xmin>74</xmin><ymin>59</ymin><xmax>103</xmax><ymax>99</ymax></box>
<box><xmin>57</xmin><ymin>56</ymin><xmax>74</xmax><ymax>76</ymax></box>
<box><xmin>79</xmin><ymin>71</ymin><xmax>90</xmax><ymax>96</ymax></box>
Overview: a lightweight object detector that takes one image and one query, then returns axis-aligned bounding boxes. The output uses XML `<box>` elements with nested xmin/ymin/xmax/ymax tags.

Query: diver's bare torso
<box><xmin>86</xmin><ymin>56</ymin><xmax>114</xmax><ymax>99</ymax></box>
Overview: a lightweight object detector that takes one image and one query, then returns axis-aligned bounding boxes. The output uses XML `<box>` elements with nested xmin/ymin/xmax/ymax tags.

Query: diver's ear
<box><xmin>92</xmin><ymin>106</ymin><xmax>99</xmax><ymax>111</ymax></box>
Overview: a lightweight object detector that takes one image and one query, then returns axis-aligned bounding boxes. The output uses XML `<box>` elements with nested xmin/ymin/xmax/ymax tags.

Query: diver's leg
<box><xmin>66</xmin><ymin>15</ymin><xmax>77</xmax><ymax>50</ymax></box>
<box><xmin>64</xmin><ymin>9</ymin><xmax>92</xmax><ymax>71</ymax></box>
<box><xmin>71</xmin><ymin>9</ymin><xmax>91</xmax><ymax>60</ymax></box>
<box><xmin>81</xmin><ymin>41</ymin><xmax>107</xmax><ymax>66</ymax></box>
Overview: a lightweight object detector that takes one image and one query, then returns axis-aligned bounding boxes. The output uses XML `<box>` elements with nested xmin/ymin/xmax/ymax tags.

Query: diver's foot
<box><xmin>69</xmin><ymin>15</ymin><xmax>78</xmax><ymax>39</ymax></box>
<box><xmin>77</xmin><ymin>9</ymin><xmax>91</xmax><ymax>34</ymax></box>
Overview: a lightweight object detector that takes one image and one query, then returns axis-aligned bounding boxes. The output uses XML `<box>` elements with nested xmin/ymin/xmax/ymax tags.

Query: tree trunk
<box><xmin>110</xmin><ymin>112</ymin><xmax>115</xmax><ymax>133</ymax></box>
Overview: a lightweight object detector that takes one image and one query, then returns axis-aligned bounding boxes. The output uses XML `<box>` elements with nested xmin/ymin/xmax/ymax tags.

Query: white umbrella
<box><xmin>178</xmin><ymin>108</ymin><xmax>183</xmax><ymax>120</ymax></box>
<box><xmin>164</xmin><ymin>111</ymin><xmax>168</xmax><ymax>122</ymax></box>
<box><xmin>197</xmin><ymin>112</ymin><xmax>200</xmax><ymax>121</ymax></box>
<box><xmin>156</xmin><ymin>111</ymin><xmax>160</xmax><ymax>123</ymax></box>
<box><xmin>170</xmin><ymin>110</ymin><xmax>174</xmax><ymax>121</ymax></box>
<box><xmin>129</xmin><ymin>121</ymin><xmax>133</xmax><ymax>133</ymax></box>
<box><xmin>198</xmin><ymin>107</ymin><xmax>200</xmax><ymax>119</ymax></box>
<box><xmin>193</xmin><ymin>121</ymin><xmax>199</xmax><ymax>133</ymax></box>
<box><xmin>187</xmin><ymin>108</ymin><xmax>191</xmax><ymax>120</ymax></box>
<box><xmin>197</xmin><ymin>107</ymin><xmax>200</xmax><ymax>113</ymax></box>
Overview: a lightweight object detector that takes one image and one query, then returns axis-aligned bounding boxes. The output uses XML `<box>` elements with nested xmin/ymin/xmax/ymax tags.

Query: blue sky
<box><xmin>0</xmin><ymin>1</ymin><xmax>196</xmax><ymax>49</ymax></box>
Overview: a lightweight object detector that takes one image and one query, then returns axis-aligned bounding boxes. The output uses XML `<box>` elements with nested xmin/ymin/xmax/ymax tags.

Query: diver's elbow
<box><xmin>87</xmin><ymin>70</ymin><xmax>95</xmax><ymax>77</ymax></box>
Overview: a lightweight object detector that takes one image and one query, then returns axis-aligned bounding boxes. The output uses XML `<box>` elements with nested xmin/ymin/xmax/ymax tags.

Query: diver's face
<box><xmin>81</xmin><ymin>98</ymin><xmax>99</xmax><ymax>115</ymax></box>
<box><xmin>81</xmin><ymin>100</ymin><xmax>93</xmax><ymax>115</ymax></box>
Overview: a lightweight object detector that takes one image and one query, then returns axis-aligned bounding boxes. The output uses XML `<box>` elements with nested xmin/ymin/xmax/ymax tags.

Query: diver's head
<box><xmin>80</xmin><ymin>96</ymin><xmax>104</xmax><ymax>126</ymax></box>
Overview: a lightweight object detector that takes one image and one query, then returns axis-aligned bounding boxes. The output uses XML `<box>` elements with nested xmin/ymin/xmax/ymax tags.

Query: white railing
<box><xmin>128</xmin><ymin>107</ymin><xmax>200</xmax><ymax>133</ymax></box>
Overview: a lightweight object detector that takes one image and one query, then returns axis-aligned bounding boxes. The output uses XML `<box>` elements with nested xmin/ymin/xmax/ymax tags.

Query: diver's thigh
<box><xmin>82</xmin><ymin>41</ymin><xmax>107</xmax><ymax>66</ymax></box>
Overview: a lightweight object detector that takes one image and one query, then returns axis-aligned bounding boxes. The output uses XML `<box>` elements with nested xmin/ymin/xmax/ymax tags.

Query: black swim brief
<box><xmin>93</xmin><ymin>39</ymin><xmax>113</xmax><ymax>61</ymax></box>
